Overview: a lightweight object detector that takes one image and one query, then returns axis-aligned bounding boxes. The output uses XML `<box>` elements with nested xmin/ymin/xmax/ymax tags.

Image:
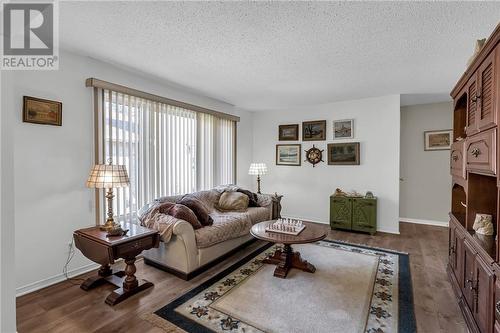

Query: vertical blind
<box><xmin>95</xmin><ymin>88</ymin><xmax>236</xmax><ymax>222</ymax></box>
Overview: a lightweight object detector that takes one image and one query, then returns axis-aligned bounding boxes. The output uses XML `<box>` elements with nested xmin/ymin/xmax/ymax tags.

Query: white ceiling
<box><xmin>60</xmin><ymin>1</ymin><xmax>499</xmax><ymax>110</ymax></box>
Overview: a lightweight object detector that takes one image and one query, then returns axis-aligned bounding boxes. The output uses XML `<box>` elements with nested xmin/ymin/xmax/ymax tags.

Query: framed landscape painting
<box><xmin>333</xmin><ymin>119</ymin><xmax>354</xmax><ymax>139</ymax></box>
<box><xmin>279</xmin><ymin>124</ymin><xmax>299</xmax><ymax>141</ymax></box>
<box><xmin>276</xmin><ymin>144</ymin><xmax>301</xmax><ymax>166</ymax></box>
<box><xmin>327</xmin><ymin>142</ymin><xmax>360</xmax><ymax>165</ymax></box>
<box><xmin>424</xmin><ymin>129</ymin><xmax>452</xmax><ymax>151</ymax></box>
<box><xmin>23</xmin><ymin>96</ymin><xmax>62</xmax><ymax>126</ymax></box>
<box><xmin>302</xmin><ymin>120</ymin><xmax>326</xmax><ymax>141</ymax></box>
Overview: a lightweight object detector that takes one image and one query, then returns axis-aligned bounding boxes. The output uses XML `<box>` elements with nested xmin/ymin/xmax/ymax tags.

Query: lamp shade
<box><xmin>248</xmin><ymin>163</ymin><xmax>267</xmax><ymax>176</ymax></box>
<box><xmin>86</xmin><ymin>163</ymin><xmax>130</xmax><ymax>189</ymax></box>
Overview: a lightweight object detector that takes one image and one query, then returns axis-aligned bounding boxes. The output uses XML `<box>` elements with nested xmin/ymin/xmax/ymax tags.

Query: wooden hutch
<box><xmin>448</xmin><ymin>23</ymin><xmax>500</xmax><ymax>333</ymax></box>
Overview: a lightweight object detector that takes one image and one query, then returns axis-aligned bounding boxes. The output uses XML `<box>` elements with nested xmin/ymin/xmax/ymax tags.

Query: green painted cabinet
<box><xmin>330</xmin><ymin>195</ymin><xmax>377</xmax><ymax>235</ymax></box>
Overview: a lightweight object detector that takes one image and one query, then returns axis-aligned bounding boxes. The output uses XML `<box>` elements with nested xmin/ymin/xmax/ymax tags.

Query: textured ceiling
<box><xmin>60</xmin><ymin>2</ymin><xmax>499</xmax><ymax>110</ymax></box>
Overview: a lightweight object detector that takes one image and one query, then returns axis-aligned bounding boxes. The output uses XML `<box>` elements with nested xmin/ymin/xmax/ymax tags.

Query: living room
<box><xmin>1</xmin><ymin>2</ymin><xmax>499</xmax><ymax>333</ymax></box>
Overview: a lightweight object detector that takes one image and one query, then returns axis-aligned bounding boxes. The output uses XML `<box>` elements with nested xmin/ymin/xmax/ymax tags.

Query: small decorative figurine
<box><xmin>334</xmin><ymin>188</ymin><xmax>346</xmax><ymax>196</ymax></box>
<box><xmin>473</xmin><ymin>214</ymin><xmax>493</xmax><ymax>236</ymax></box>
<box><xmin>365</xmin><ymin>191</ymin><xmax>374</xmax><ymax>199</ymax></box>
<box><xmin>106</xmin><ymin>225</ymin><xmax>129</xmax><ymax>237</ymax></box>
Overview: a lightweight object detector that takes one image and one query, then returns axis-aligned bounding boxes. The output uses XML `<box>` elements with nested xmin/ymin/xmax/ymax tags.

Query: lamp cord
<box><xmin>62</xmin><ymin>238</ymin><xmax>85</xmax><ymax>285</ymax></box>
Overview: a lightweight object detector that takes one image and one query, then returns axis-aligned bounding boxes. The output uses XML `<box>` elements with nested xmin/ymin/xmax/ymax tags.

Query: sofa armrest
<box><xmin>171</xmin><ymin>219</ymin><xmax>198</xmax><ymax>271</ymax></box>
<box><xmin>257</xmin><ymin>193</ymin><xmax>283</xmax><ymax>219</ymax></box>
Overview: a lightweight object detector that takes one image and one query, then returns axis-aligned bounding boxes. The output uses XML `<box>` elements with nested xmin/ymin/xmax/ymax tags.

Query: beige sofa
<box><xmin>139</xmin><ymin>187</ymin><xmax>280</xmax><ymax>279</ymax></box>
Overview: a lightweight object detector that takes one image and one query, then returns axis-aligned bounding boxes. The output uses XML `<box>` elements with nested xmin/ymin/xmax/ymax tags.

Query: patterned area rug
<box><xmin>144</xmin><ymin>240</ymin><xmax>416</xmax><ymax>333</ymax></box>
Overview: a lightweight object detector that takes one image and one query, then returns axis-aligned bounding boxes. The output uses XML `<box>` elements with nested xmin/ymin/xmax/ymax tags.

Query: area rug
<box><xmin>144</xmin><ymin>240</ymin><xmax>416</xmax><ymax>333</ymax></box>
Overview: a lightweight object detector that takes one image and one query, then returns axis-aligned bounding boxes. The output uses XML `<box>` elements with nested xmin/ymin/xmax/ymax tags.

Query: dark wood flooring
<box><xmin>16</xmin><ymin>222</ymin><xmax>466</xmax><ymax>332</ymax></box>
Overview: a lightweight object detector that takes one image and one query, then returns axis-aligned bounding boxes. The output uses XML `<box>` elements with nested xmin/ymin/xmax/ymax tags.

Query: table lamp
<box><xmin>86</xmin><ymin>159</ymin><xmax>130</xmax><ymax>232</ymax></box>
<box><xmin>248</xmin><ymin>163</ymin><xmax>267</xmax><ymax>194</ymax></box>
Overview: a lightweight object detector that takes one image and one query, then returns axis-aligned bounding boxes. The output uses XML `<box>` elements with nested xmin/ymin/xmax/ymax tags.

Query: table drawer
<box><xmin>466</xmin><ymin>128</ymin><xmax>497</xmax><ymax>175</ymax></box>
<box><xmin>450</xmin><ymin>140</ymin><xmax>466</xmax><ymax>179</ymax></box>
<box><xmin>114</xmin><ymin>236</ymin><xmax>155</xmax><ymax>258</ymax></box>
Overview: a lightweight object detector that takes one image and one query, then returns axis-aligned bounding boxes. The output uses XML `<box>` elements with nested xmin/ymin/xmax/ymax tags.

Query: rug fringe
<box><xmin>141</xmin><ymin>313</ymin><xmax>187</xmax><ymax>333</ymax></box>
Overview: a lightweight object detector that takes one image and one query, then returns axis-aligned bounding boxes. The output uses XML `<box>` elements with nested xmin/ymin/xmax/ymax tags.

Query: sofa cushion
<box><xmin>216</xmin><ymin>191</ymin><xmax>249</xmax><ymax>211</ymax></box>
<box><xmin>168</xmin><ymin>204</ymin><xmax>203</xmax><ymax>230</ymax></box>
<box><xmin>179</xmin><ymin>195</ymin><xmax>214</xmax><ymax>226</ymax></box>
<box><xmin>195</xmin><ymin>212</ymin><xmax>252</xmax><ymax>248</ymax></box>
<box><xmin>194</xmin><ymin>207</ymin><xmax>272</xmax><ymax>248</ymax></box>
<box><xmin>237</xmin><ymin>189</ymin><xmax>260</xmax><ymax>207</ymax></box>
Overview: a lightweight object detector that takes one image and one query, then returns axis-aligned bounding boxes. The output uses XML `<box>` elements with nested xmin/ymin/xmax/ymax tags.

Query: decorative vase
<box><xmin>473</xmin><ymin>213</ymin><xmax>494</xmax><ymax>236</ymax></box>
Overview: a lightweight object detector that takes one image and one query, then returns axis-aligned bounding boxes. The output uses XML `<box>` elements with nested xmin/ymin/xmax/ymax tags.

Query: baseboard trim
<box><xmin>399</xmin><ymin>217</ymin><xmax>448</xmax><ymax>227</ymax></box>
<box><xmin>16</xmin><ymin>262</ymin><xmax>99</xmax><ymax>297</ymax></box>
<box><xmin>282</xmin><ymin>215</ymin><xmax>400</xmax><ymax>234</ymax></box>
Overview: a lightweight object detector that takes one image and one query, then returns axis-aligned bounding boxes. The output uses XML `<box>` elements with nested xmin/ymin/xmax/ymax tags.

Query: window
<box><xmin>91</xmin><ymin>82</ymin><xmax>237</xmax><ymax>222</ymax></box>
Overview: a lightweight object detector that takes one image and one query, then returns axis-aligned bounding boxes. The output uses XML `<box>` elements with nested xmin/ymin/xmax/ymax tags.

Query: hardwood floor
<box><xmin>16</xmin><ymin>222</ymin><xmax>466</xmax><ymax>333</ymax></box>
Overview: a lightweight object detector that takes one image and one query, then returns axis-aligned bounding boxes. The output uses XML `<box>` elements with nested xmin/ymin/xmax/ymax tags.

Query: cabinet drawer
<box><xmin>466</xmin><ymin>128</ymin><xmax>497</xmax><ymax>175</ymax></box>
<box><xmin>114</xmin><ymin>236</ymin><xmax>155</xmax><ymax>258</ymax></box>
<box><xmin>450</xmin><ymin>140</ymin><xmax>467</xmax><ymax>179</ymax></box>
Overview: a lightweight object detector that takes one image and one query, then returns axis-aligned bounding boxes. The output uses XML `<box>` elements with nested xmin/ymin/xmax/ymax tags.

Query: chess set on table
<box><xmin>265</xmin><ymin>218</ymin><xmax>306</xmax><ymax>236</ymax></box>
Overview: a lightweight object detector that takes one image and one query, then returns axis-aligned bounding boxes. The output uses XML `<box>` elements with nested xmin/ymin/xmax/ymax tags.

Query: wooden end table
<box><xmin>250</xmin><ymin>220</ymin><xmax>326</xmax><ymax>279</ymax></box>
<box><xmin>73</xmin><ymin>222</ymin><xmax>159</xmax><ymax>306</ymax></box>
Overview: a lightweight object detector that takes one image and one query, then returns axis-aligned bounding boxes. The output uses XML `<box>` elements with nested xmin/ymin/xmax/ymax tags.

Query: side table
<box><xmin>73</xmin><ymin>222</ymin><xmax>159</xmax><ymax>306</ymax></box>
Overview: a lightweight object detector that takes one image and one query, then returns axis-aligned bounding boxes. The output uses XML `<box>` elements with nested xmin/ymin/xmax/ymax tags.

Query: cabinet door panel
<box><xmin>330</xmin><ymin>197</ymin><xmax>351</xmax><ymax>229</ymax></box>
<box><xmin>451</xmin><ymin>140</ymin><xmax>467</xmax><ymax>179</ymax></box>
<box><xmin>466</xmin><ymin>128</ymin><xmax>497</xmax><ymax>176</ymax></box>
<box><xmin>474</xmin><ymin>255</ymin><xmax>494</xmax><ymax>333</ymax></box>
<box><xmin>467</xmin><ymin>75</ymin><xmax>479</xmax><ymax>135</ymax></box>
<box><xmin>351</xmin><ymin>198</ymin><xmax>377</xmax><ymax>234</ymax></box>
<box><xmin>478</xmin><ymin>50</ymin><xmax>497</xmax><ymax>131</ymax></box>
<box><xmin>453</xmin><ymin>230</ymin><xmax>465</xmax><ymax>288</ymax></box>
<box><xmin>463</xmin><ymin>241</ymin><xmax>476</xmax><ymax>311</ymax></box>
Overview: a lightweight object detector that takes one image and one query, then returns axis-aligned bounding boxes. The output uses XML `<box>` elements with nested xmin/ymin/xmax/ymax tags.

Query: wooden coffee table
<box><xmin>250</xmin><ymin>220</ymin><xmax>327</xmax><ymax>278</ymax></box>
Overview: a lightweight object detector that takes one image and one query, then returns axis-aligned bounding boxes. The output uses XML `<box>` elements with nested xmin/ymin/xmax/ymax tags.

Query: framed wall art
<box><xmin>276</xmin><ymin>144</ymin><xmax>301</xmax><ymax>166</ymax></box>
<box><xmin>23</xmin><ymin>96</ymin><xmax>62</xmax><ymax>126</ymax></box>
<box><xmin>327</xmin><ymin>142</ymin><xmax>360</xmax><ymax>165</ymax></box>
<box><xmin>279</xmin><ymin>124</ymin><xmax>299</xmax><ymax>141</ymax></box>
<box><xmin>333</xmin><ymin>119</ymin><xmax>354</xmax><ymax>139</ymax></box>
<box><xmin>302</xmin><ymin>120</ymin><xmax>326</xmax><ymax>141</ymax></box>
<box><xmin>424</xmin><ymin>129</ymin><xmax>452</xmax><ymax>151</ymax></box>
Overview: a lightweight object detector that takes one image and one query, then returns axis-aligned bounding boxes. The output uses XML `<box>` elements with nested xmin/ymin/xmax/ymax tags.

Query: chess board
<box><xmin>265</xmin><ymin>224</ymin><xmax>306</xmax><ymax>236</ymax></box>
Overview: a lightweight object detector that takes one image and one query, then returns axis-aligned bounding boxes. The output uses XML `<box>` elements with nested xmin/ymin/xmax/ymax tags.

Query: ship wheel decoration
<box><xmin>304</xmin><ymin>145</ymin><xmax>324</xmax><ymax>167</ymax></box>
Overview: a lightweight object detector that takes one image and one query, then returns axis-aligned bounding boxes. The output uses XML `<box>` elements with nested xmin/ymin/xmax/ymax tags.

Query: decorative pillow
<box><xmin>179</xmin><ymin>195</ymin><xmax>214</xmax><ymax>226</ymax></box>
<box><xmin>236</xmin><ymin>189</ymin><xmax>260</xmax><ymax>207</ymax></box>
<box><xmin>167</xmin><ymin>204</ymin><xmax>202</xmax><ymax>230</ymax></box>
<box><xmin>157</xmin><ymin>201</ymin><xmax>175</xmax><ymax>214</ymax></box>
<box><xmin>217</xmin><ymin>191</ymin><xmax>249</xmax><ymax>211</ymax></box>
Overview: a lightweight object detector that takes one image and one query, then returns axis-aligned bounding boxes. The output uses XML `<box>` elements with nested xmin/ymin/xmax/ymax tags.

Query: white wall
<box><xmin>251</xmin><ymin>95</ymin><xmax>401</xmax><ymax>234</ymax></box>
<box><xmin>2</xmin><ymin>50</ymin><xmax>253</xmax><ymax>295</ymax></box>
<box><xmin>400</xmin><ymin>102</ymin><xmax>453</xmax><ymax>224</ymax></box>
<box><xmin>1</xmin><ymin>69</ymin><xmax>17</xmax><ymax>333</ymax></box>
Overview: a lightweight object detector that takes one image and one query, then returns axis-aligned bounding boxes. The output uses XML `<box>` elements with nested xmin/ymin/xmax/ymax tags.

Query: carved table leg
<box><xmin>263</xmin><ymin>244</ymin><xmax>317</xmax><ymax>279</ymax></box>
<box><xmin>105</xmin><ymin>256</ymin><xmax>153</xmax><ymax>306</ymax></box>
<box><xmin>80</xmin><ymin>264</ymin><xmax>112</xmax><ymax>291</ymax></box>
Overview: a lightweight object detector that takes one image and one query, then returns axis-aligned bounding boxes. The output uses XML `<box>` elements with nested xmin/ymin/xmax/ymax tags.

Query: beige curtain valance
<box><xmin>85</xmin><ymin>78</ymin><xmax>240</xmax><ymax>122</ymax></box>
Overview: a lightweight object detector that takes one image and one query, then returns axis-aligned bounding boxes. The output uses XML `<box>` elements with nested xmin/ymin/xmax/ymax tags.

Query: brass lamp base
<box><xmin>100</xmin><ymin>218</ymin><xmax>119</xmax><ymax>232</ymax></box>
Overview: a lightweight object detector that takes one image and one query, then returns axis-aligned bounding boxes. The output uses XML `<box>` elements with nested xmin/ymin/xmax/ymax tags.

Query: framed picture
<box><xmin>327</xmin><ymin>142</ymin><xmax>360</xmax><ymax>165</ymax></box>
<box><xmin>424</xmin><ymin>130</ymin><xmax>452</xmax><ymax>151</ymax></box>
<box><xmin>302</xmin><ymin>120</ymin><xmax>326</xmax><ymax>141</ymax></box>
<box><xmin>276</xmin><ymin>144</ymin><xmax>301</xmax><ymax>166</ymax></box>
<box><xmin>23</xmin><ymin>96</ymin><xmax>62</xmax><ymax>126</ymax></box>
<box><xmin>333</xmin><ymin>119</ymin><xmax>354</xmax><ymax>139</ymax></box>
<box><xmin>279</xmin><ymin>124</ymin><xmax>299</xmax><ymax>141</ymax></box>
